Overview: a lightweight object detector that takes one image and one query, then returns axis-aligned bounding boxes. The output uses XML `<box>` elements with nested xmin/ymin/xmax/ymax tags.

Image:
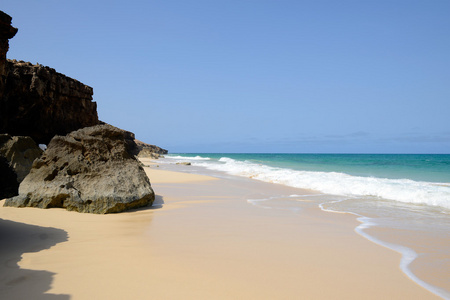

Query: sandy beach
<box><xmin>0</xmin><ymin>163</ymin><xmax>442</xmax><ymax>299</ymax></box>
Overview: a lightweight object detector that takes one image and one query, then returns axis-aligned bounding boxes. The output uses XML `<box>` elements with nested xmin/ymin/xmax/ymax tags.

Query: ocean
<box><xmin>160</xmin><ymin>153</ymin><xmax>450</xmax><ymax>299</ymax></box>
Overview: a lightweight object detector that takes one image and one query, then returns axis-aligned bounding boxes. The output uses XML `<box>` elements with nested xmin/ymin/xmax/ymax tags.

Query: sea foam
<box><xmin>167</xmin><ymin>155</ymin><xmax>211</xmax><ymax>161</ymax></box>
<box><xmin>169</xmin><ymin>155</ymin><xmax>450</xmax><ymax>210</ymax></box>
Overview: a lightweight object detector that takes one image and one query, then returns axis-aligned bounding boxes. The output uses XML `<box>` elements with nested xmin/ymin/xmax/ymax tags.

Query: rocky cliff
<box><xmin>0</xmin><ymin>11</ymin><xmax>17</xmax><ymax>79</ymax></box>
<box><xmin>0</xmin><ymin>11</ymin><xmax>99</xmax><ymax>144</ymax></box>
<box><xmin>0</xmin><ymin>60</ymin><xmax>99</xmax><ymax>144</ymax></box>
<box><xmin>0</xmin><ymin>11</ymin><xmax>164</xmax><ymax>212</ymax></box>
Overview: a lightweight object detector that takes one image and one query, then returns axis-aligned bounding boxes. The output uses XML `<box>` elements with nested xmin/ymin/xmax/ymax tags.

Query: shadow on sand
<box><xmin>0</xmin><ymin>218</ymin><xmax>70</xmax><ymax>299</ymax></box>
<box><xmin>150</xmin><ymin>194</ymin><xmax>164</xmax><ymax>209</ymax></box>
<box><xmin>0</xmin><ymin>194</ymin><xmax>164</xmax><ymax>298</ymax></box>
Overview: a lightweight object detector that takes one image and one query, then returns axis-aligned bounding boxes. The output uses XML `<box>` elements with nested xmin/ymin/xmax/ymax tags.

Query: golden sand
<box><xmin>0</xmin><ymin>166</ymin><xmax>440</xmax><ymax>299</ymax></box>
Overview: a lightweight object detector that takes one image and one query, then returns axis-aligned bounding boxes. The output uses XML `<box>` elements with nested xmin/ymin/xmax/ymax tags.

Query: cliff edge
<box><xmin>0</xmin><ymin>11</ymin><xmax>161</xmax><ymax>213</ymax></box>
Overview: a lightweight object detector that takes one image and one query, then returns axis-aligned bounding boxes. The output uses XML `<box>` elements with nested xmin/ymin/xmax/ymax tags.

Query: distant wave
<box><xmin>166</xmin><ymin>155</ymin><xmax>211</xmax><ymax>161</ymax></box>
<box><xmin>191</xmin><ymin>157</ymin><xmax>450</xmax><ymax>210</ymax></box>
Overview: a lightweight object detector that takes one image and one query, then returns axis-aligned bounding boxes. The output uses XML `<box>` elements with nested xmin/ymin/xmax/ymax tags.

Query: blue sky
<box><xmin>3</xmin><ymin>1</ymin><xmax>450</xmax><ymax>153</ymax></box>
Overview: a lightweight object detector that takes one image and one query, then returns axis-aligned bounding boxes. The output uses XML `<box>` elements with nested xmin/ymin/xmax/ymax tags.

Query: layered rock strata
<box><xmin>1</xmin><ymin>60</ymin><xmax>99</xmax><ymax>144</ymax></box>
<box><xmin>5</xmin><ymin>125</ymin><xmax>155</xmax><ymax>213</ymax></box>
<box><xmin>1</xmin><ymin>11</ymin><xmax>99</xmax><ymax>144</ymax></box>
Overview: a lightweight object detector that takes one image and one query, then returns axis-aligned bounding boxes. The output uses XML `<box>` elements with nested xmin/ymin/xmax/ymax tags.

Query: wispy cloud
<box><xmin>323</xmin><ymin>131</ymin><xmax>370</xmax><ymax>139</ymax></box>
<box><xmin>380</xmin><ymin>132</ymin><xmax>450</xmax><ymax>144</ymax></box>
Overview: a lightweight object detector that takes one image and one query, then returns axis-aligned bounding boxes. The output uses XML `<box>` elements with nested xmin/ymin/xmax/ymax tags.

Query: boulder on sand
<box><xmin>4</xmin><ymin>124</ymin><xmax>155</xmax><ymax>213</ymax></box>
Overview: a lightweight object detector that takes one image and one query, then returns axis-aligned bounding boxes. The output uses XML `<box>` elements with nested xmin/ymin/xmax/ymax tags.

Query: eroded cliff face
<box><xmin>0</xmin><ymin>60</ymin><xmax>99</xmax><ymax>144</ymax></box>
<box><xmin>0</xmin><ymin>11</ymin><xmax>164</xmax><ymax>209</ymax></box>
<box><xmin>0</xmin><ymin>11</ymin><xmax>99</xmax><ymax>144</ymax></box>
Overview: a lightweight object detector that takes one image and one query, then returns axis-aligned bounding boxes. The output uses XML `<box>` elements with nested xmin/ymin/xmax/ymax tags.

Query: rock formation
<box><xmin>0</xmin><ymin>11</ymin><xmax>165</xmax><ymax>212</ymax></box>
<box><xmin>0</xmin><ymin>10</ymin><xmax>17</xmax><ymax>79</ymax></box>
<box><xmin>0</xmin><ymin>60</ymin><xmax>99</xmax><ymax>144</ymax></box>
<box><xmin>134</xmin><ymin>139</ymin><xmax>168</xmax><ymax>158</ymax></box>
<box><xmin>0</xmin><ymin>134</ymin><xmax>43</xmax><ymax>182</ymax></box>
<box><xmin>0</xmin><ymin>134</ymin><xmax>43</xmax><ymax>198</ymax></box>
<box><xmin>1</xmin><ymin>12</ymin><xmax>99</xmax><ymax>144</ymax></box>
<box><xmin>0</xmin><ymin>156</ymin><xmax>18</xmax><ymax>199</ymax></box>
<box><xmin>4</xmin><ymin>125</ymin><xmax>155</xmax><ymax>213</ymax></box>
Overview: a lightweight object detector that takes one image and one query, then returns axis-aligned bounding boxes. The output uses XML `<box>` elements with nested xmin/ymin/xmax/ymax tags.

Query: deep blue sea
<box><xmin>161</xmin><ymin>153</ymin><xmax>450</xmax><ymax>299</ymax></box>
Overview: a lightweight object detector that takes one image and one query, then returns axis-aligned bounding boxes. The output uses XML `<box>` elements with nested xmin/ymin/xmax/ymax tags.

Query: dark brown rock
<box><xmin>0</xmin><ymin>11</ymin><xmax>17</xmax><ymax>77</ymax></box>
<box><xmin>0</xmin><ymin>60</ymin><xmax>99</xmax><ymax>144</ymax></box>
<box><xmin>4</xmin><ymin>124</ymin><xmax>155</xmax><ymax>214</ymax></box>
<box><xmin>1</xmin><ymin>11</ymin><xmax>99</xmax><ymax>144</ymax></box>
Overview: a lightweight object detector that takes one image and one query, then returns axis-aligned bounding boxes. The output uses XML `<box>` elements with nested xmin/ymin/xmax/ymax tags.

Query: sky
<box><xmin>2</xmin><ymin>0</ymin><xmax>450</xmax><ymax>153</ymax></box>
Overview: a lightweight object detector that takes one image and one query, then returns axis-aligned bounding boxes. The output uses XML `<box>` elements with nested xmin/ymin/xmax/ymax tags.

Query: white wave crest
<box><xmin>167</xmin><ymin>155</ymin><xmax>211</xmax><ymax>161</ymax></box>
<box><xmin>194</xmin><ymin>157</ymin><xmax>450</xmax><ymax>210</ymax></box>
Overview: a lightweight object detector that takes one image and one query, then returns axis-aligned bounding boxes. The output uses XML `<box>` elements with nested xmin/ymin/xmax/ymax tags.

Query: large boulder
<box><xmin>0</xmin><ymin>134</ymin><xmax>43</xmax><ymax>182</ymax></box>
<box><xmin>4</xmin><ymin>124</ymin><xmax>155</xmax><ymax>213</ymax></box>
<box><xmin>0</xmin><ymin>134</ymin><xmax>43</xmax><ymax>198</ymax></box>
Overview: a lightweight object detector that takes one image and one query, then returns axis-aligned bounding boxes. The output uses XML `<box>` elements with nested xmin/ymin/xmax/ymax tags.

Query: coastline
<box><xmin>0</xmin><ymin>163</ymin><xmax>442</xmax><ymax>299</ymax></box>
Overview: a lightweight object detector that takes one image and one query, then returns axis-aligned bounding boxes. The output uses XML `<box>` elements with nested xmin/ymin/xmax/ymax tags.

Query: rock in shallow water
<box><xmin>4</xmin><ymin>124</ymin><xmax>155</xmax><ymax>213</ymax></box>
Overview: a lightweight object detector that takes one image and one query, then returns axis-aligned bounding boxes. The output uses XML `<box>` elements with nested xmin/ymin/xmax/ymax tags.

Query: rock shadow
<box><xmin>151</xmin><ymin>194</ymin><xmax>165</xmax><ymax>209</ymax></box>
<box><xmin>125</xmin><ymin>194</ymin><xmax>165</xmax><ymax>212</ymax></box>
<box><xmin>0</xmin><ymin>218</ymin><xmax>70</xmax><ymax>299</ymax></box>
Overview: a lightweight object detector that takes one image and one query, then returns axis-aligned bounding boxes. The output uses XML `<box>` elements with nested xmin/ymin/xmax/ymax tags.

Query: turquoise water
<box><xmin>168</xmin><ymin>153</ymin><xmax>450</xmax><ymax>209</ymax></box>
<box><xmin>163</xmin><ymin>153</ymin><xmax>450</xmax><ymax>299</ymax></box>
<box><xmin>172</xmin><ymin>153</ymin><xmax>450</xmax><ymax>183</ymax></box>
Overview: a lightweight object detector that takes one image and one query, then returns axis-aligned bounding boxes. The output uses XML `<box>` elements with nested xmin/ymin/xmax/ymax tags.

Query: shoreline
<box><xmin>319</xmin><ymin>199</ymin><xmax>450</xmax><ymax>300</ymax></box>
<box><xmin>164</xmin><ymin>154</ymin><xmax>450</xmax><ymax>299</ymax></box>
<box><xmin>0</xmin><ymin>163</ymin><xmax>443</xmax><ymax>299</ymax></box>
<box><xmin>355</xmin><ymin>215</ymin><xmax>449</xmax><ymax>300</ymax></box>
